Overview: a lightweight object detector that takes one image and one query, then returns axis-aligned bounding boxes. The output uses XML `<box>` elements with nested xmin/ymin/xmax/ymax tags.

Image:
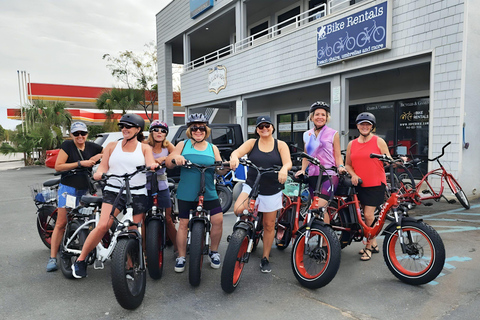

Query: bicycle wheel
<box><xmin>189</xmin><ymin>220</ymin><xmax>205</xmax><ymax>287</ymax></box>
<box><xmin>291</xmin><ymin>224</ymin><xmax>341</xmax><ymax>289</ymax></box>
<box><xmin>111</xmin><ymin>238</ymin><xmax>146</xmax><ymax>310</ymax></box>
<box><xmin>59</xmin><ymin>220</ymin><xmax>88</xmax><ymax>279</ymax></box>
<box><xmin>36</xmin><ymin>206</ymin><xmax>57</xmax><ymax>249</ymax></box>
<box><xmin>383</xmin><ymin>220</ymin><xmax>445</xmax><ymax>285</ymax></box>
<box><xmin>221</xmin><ymin>228</ymin><xmax>249</xmax><ymax>293</ymax></box>
<box><xmin>446</xmin><ymin>175</ymin><xmax>470</xmax><ymax>209</ymax></box>
<box><xmin>216</xmin><ymin>185</ymin><xmax>233</xmax><ymax>213</ymax></box>
<box><xmin>146</xmin><ymin>219</ymin><xmax>164</xmax><ymax>280</ymax></box>
<box><xmin>275</xmin><ymin>206</ymin><xmax>293</xmax><ymax>250</ymax></box>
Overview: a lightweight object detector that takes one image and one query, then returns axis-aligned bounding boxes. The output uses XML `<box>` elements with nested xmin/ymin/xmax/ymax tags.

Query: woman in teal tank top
<box><xmin>166</xmin><ymin>114</ymin><xmax>228</xmax><ymax>273</ymax></box>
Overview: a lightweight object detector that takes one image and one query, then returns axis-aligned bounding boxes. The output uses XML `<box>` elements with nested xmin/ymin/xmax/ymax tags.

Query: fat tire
<box><xmin>216</xmin><ymin>185</ymin><xmax>233</xmax><ymax>213</ymax></box>
<box><xmin>221</xmin><ymin>228</ymin><xmax>249</xmax><ymax>293</ymax></box>
<box><xmin>146</xmin><ymin>219</ymin><xmax>164</xmax><ymax>280</ymax></box>
<box><xmin>291</xmin><ymin>224</ymin><xmax>341</xmax><ymax>289</ymax></box>
<box><xmin>189</xmin><ymin>221</ymin><xmax>205</xmax><ymax>287</ymax></box>
<box><xmin>111</xmin><ymin>238</ymin><xmax>146</xmax><ymax>310</ymax></box>
<box><xmin>383</xmin><ymin>221</ymin><xmax>445</xmax><ymax>285</ymax></box>
<box><xmin>37</xmin><ymin>206</ymin><xmax>57</xmax><ymax>249</ymax></box>
<box><xmin>446</xmin><ymin>176</ymin><xmax>470</xmax><ymax>209</ymax></box>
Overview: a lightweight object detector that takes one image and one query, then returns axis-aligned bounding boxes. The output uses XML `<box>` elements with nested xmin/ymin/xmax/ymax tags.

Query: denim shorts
<box><xmin>57</xmin><ymin>183</ymin><xmax>87</xmax><ymax>208</ymax></box>
<box><xmin>102</xmin><ymin>190</ymin><xmax>148</xmax><ymax>216</ymax></box>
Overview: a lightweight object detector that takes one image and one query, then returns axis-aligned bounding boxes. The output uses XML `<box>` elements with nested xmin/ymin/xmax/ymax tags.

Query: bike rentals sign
<box><xmin>316</xmin><ymin>1</ymin><xmax>391</xmax><ymax>66</ymax></box>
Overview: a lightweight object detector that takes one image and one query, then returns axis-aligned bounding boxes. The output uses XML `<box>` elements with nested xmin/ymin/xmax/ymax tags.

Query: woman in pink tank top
<box><xmin>345</xmin><ymin>112</ymin><xmax>391</xmax><ymax>262</ymax></box>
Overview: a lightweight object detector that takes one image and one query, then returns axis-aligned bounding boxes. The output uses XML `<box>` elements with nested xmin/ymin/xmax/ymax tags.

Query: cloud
<box><xmin>0</xmin><ymin>0</ymin><xmax>172</xmax><ymax>129</ymax></box>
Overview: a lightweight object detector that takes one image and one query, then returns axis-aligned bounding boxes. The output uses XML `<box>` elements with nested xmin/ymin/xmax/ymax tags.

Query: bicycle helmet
<box><xmin>309</xmin><ymin>101</ymin><xmax>330</xmax><ymax>114</ymax></box>
<box><xmin>149</xmin><ymin>120</ymin><xmax>168</xmax><ymax>133</ymax></box>
<box><xmin>355</xmin><ymin>112</ymin><xmax>376</xmax><ymax>128</ymax></box>
<box><xmin>119</xmin><ymin>113</ymin><xmax>145</xmax><ymax>129</ymax></box>
<box><xmin>187</xmin><ymin>113</ymin><xmax>208</xmax><ymax>125</ymax></box>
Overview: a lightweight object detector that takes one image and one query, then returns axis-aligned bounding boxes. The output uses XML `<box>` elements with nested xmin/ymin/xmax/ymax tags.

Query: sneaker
<box><xmin>260</xmin><ymin>257</ymin><xmax>271</xmax><ymax>273</ymax></box>
<box><xmin>209</xmin><ymin>251</ymin><xmax>221</xmax><ymax>269</ymax></box>
<box><xmin>46</xmin><ymin>257</ymin><xmax>57</xmax><ymax>272</ymax></box>
<box><xmin>72</xmin><ymin>260</ymin><xmax>87</xmax><ymax>278</ymax></box>
<box><xmin>175</xmin><ymin>256</ymin><xmax>186</xmax><ymax>273</ymax></box>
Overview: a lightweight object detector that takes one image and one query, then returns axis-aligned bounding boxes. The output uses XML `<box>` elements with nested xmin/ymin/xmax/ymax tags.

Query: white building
<box><xmin>156</xmin><ymin>0</ymin><xmax>480</xmax><ymax>198</ymax></box>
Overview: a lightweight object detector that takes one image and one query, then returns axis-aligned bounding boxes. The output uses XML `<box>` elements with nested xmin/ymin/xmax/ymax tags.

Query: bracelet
<box><xmin>339</xmin><ymin>165</ymin><xmax>345</xmax><ymax>168</ymax></box>
<box><xmin>77</xmin><ymin>160</ymin><xmax>82</xmax><ymax>168</ymax></box>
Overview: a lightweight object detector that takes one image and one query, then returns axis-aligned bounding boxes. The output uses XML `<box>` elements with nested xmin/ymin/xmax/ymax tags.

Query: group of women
<box><xmin>46</xmin><ymin>101</ymin><xmax>390</xmax><ymax>277</ymax></box>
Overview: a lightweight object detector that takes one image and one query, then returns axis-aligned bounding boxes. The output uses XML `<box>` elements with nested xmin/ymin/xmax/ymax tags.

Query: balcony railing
<box><xmin>184</xmin><ymin>0</ymin><xmax>364</xmax><ymax>71</ymax></box>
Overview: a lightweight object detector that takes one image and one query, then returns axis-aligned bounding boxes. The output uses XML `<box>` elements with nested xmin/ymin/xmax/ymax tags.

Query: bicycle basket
<box><xmin>283</xmin><ymin>177</ymin><xmax>299</xmax><ymax>197</ymax></box>
<box><xmin>30</xmin><ymin>184</ymin><xmax>57</xmax><ymax>203</ymax></box>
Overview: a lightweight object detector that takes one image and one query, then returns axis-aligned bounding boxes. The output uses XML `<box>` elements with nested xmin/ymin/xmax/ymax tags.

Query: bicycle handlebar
<box><xmin>101</xmin><ymin>165</ymin><xmax>156</xmax><ymax>180</ymax></box>
<box><xmin>428</xmin><ymin>141</ymin><xmax>451</xmax><ymax>162</ymax></box>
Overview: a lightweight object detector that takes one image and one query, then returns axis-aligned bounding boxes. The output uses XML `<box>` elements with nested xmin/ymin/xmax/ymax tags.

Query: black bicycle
<box><xmin>172</xmin><ymin>159</ymin><xmax>228</xmax><ymax>287</ymax></box>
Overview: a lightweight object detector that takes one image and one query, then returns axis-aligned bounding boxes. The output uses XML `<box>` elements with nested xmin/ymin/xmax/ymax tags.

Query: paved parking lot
<box><xmin>1</xmin><ymin>166</ymin><xmax>479</xmax><ymax>320</ymax></box>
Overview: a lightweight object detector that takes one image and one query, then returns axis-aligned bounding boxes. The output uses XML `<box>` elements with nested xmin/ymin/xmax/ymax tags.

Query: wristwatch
<box><xmin>77</xmin><ymin>160</ymin><xmax>82</xmax><ymax>168</ymax></box>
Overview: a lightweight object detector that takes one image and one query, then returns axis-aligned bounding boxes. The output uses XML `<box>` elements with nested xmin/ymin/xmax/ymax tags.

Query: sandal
<box><xmin>360</xmin><ymin>248</ymin><xmax>372</xmax><ymax>261</ymax></box>
<box><xmin>359</xmin><ymin>244</ymin><xmax>379</xmax><ymax>255</ymax></box>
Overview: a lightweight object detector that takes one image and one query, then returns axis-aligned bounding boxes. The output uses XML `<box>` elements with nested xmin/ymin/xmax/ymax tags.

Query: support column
<box><xmin>183</xmin><ymin>33</ymin><xmax>190</xmax><ymax>67</ymax></box>
<box><xmin>340</xmin><ymin>75</ymin><xmax>350</xmax><ymax>148</ymax></box>
<box><xmin>162</xmin><ymin>43</ymin><xmax>174</xmax><ymax>125</ymax></box>
<box><xmin>235</xmin><ymin>0</ymin><xmax>247</xmax><ymax>49</ymax></box>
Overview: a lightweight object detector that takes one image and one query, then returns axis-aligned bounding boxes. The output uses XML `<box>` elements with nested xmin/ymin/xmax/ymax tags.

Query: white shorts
<box><xmin>241</xmin><ymin>183</ymin><xmax>283</xmax><ymax>213</ymax></box>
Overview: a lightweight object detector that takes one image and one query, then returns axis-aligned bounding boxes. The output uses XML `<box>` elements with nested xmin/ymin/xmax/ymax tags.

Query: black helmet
<box><xmin>119</xmin><ymin>113</ymin><xmax>145</xmax><ymax>129</ymax></box>
<box><xmin>187</xmin><ymin>113</ymin><xmax>208</xmax><ymax>125</ymax></box>
<box><xmin>355</xmin><ymin>112</ymin><xmax>376</xmax><ymax>127</ymax></box>
<box><xmin>309</xmin><ymin>101</ymin><xmax>330</xmax><ymax>114</ymax></box>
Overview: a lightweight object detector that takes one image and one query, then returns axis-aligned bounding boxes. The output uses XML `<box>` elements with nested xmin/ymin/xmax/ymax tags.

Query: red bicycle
<box><xmin>31</xmin><ymin>178</ymin><xmax>60</xmax><ymax>248</ymax></box>
<box><xmin>324</xmin><ymin>153</ymin><xmax>446</xmax><ymax>285</ymax></box>
<box><xmin>399</xmin><ymin>141</ymin><xmax>470</xmax><ymax>209</ymax></box>
<box><xmin>275</xmin><ymin>167</ymin><xmax>309</xmax><ymax>250</ymax></box>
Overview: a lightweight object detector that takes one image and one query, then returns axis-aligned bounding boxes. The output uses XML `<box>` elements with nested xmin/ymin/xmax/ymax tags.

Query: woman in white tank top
<box><xmin>72</xmin><ymin>114</ymin><xmax>158</xmax><ymax>279</ymax></box>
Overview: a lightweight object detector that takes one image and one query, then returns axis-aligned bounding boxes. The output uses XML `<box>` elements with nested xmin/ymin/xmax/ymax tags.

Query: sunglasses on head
<box><xmin>72</xmin><ymin>131</ymin><xmax>88</xmax><ymax>137</ymax></box>
<box><xmin>190</xmin><ymin>126</ymin><xmax>207</xmax><ymax>132</ymax></box>
<box><xmin>257</xmin><ymin>123</ymin><xmax>271</xmax><ymax>130</ymax></box>
<box><xmin>150</xmin><ymin>127</ymin><xmax>168</xmax><ymax>134</ymax></box>
<box><xmin>118</xmin><ymin>123</ymin><xmax>135</xmax><ymax>130</ymax></box>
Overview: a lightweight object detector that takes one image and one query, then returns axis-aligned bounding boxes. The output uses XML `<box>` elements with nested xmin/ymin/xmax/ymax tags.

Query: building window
<box><xmin>250</xmin><ymin>21</ymin><xmax>269</xmax><ymax>40</ymax></box>
<box><xmin>309</xmin><ymin>0</ymin><xmax>327</xmax><ymax>21</ymax></box>
<box><xmin>276</xmin><ymin>111</ymin><xmax>310</xmax><ymax>151</ymax></box>
<box><xmin>277</xmin><ymin>6</ymin><xmax>300</xmax><ymax>32</ymax></box>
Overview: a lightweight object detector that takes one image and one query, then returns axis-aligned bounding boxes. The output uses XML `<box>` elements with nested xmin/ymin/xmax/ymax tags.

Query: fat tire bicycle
<box><xmin>275</xmin><ymin>167</ymin><xmax>309</xmax><ymax>250</ymax></box>
<box><xmin>172</xmin><ymin>159</ymin><xmax>228</xmax><ymax>287</ymax></box>
<box><xmin>31</xmin><ymin>178</ymin><xmax>60</xmax><ymax>248</ymax></box>
<box><xmin>221</xmin><ymin>159</ymin><xmax>281</xmax><ymax>293</ymax></box>
<box><xmin>290</xmin><ymin>154</ymin><xmax>341</xmax><ymax>289</ymax></box>
<box><xmin>326</xmin><ymin>153</ymin><xmax>446</xmax><ymax>285</ymax></box>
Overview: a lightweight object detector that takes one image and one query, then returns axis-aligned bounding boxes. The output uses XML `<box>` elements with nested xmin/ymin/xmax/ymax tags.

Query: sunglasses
<box><xmin>118</xmin><ymin>123</ymin><xmax>135</xmax><ymax>130</ymax></box>
<box><xmin>257</xmin><ymin>123</ymin><xmax>271</xmax><ymax>130</ymax></box>
<box><xmin>72</xmin><ymin>131</ymin><xmax>88</xmax><ymax>137</ymax></box>
<box><xmin>190</xmin><ymin>126</ymin><xmax>207</xmax><ymax>132</ymax></box>
<box><xmin>150</xmin><ymin>128</ymin><xmax>168</xmax><ymax>134</ymax></box>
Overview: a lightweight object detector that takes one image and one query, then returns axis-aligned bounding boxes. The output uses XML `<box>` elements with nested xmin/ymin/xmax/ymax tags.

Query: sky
<box><xmin>0</xmin><ymin>0</ymin><xmax>173</xmax><ymax>130</ymax></box>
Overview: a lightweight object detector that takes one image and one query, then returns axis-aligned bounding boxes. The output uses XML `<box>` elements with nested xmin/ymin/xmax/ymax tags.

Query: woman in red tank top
<box><xmin>345</xmin><ymin>112</ymin><xmax>391</xmax><ymax>261</ymax></box>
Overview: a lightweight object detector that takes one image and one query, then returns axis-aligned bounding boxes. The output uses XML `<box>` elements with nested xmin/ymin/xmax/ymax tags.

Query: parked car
<box><xmin>44</xmin><ymin>131</ymin><xmax>149</xmax><ymax>169</ymax></box>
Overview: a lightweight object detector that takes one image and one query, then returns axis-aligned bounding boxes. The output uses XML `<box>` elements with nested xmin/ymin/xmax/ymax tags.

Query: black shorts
<box><xmin>177</xmin><ymin>199</ymin><xmax>222</xmax><ymax>219</ymax></box>
<box><xmin>356</xmin><ymin>183</ymin><xmax>386</xmax><ymax>207</ymax></box>
<box><xmin>103</xmin><ymin>190</ymin><xmax>148</xmax><ymax>216</ymax></box>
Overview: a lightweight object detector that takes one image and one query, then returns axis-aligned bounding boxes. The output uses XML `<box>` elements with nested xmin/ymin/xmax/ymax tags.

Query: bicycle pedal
<box><xmin>93</xmin><ymin>260</ymin><xmax>104</xmax><ymax>269</ymax></box>
<box><xmin>422</xmin><ymin>189</ymin><xmax>432</xmax><ymax>195</ymax></box>
<box><xmin>447</xmin><ymin>199</ymin><xmax>456</xmax><ymax>204</ymax></box>
<box><xmin>423</xmin><ymin>202</ymin><xmax>433</xmax><ymax>206</ymax></box>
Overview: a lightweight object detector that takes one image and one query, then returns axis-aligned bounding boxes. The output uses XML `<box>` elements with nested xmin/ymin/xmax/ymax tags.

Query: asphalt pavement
<box><xmin>1</xmin><ymin>166</ymin><xmax>479</xmax><ymax>320</ymax></box>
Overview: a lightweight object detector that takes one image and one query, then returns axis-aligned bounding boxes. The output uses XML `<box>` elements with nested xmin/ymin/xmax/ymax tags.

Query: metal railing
<box><xmin>184</xmin><ymin>0</ymin><xmax>365</xmax><ymax>71</ymax></box>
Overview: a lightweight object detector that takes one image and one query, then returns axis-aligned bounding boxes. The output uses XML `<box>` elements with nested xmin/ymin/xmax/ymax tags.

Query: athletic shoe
<box><xmin>260</xmin><ymin>257</ymin><xmax>271</xmax><ymax>273</ymax></box>
<box><xmin>175</xmin><ymin>256</ymin><xmax>186</xmax><ymax>273</ymax></box>
<box><xmin>46</xmin><ymin>257</ymin><xmax>57</xmax><ymax>272</ymax></box>
<box><xmin>72</xmin><ymin>260</ymin><xmax>87</xmax><ymax>278</ymax></box>
<box><xmin>209</xmin><ymin>251</ymin><xmax>221</xmax><ymax>269</ymax></box>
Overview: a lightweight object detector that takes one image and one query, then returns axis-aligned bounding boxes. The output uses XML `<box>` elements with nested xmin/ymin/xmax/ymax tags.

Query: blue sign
<box><xmin>316</xmin><ymin>1</ymin><xmax>389</xmax><ymax>66</ymax></box>
<box><xmin>190</xmin><ymin>0</ymin><xmax>214</xmax><ymax>19</ymax></box>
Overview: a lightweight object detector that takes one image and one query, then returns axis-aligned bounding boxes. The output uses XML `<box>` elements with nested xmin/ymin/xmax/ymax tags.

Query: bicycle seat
<box><xmin>81</xmin><ymin>195</ymin><xmax>103</xmax><ymax>205</ymax></box>
<box><xmin>43</xmin><ymin>178</ymin><xmax>61</xmax><ymax>187</ymax></box>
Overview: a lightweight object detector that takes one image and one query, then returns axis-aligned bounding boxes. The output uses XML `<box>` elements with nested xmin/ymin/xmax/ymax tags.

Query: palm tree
<box><xmin>96</xmin><ymin>87</ymin><xmax>144</xmax><ymax>131</ymax></box>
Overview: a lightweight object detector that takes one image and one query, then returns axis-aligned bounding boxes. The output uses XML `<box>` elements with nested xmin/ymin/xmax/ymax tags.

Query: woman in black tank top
<box><xmin>229</xmin><ymin>116</ymin><xmax>292</xmax><ymax>272</ymax></box>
